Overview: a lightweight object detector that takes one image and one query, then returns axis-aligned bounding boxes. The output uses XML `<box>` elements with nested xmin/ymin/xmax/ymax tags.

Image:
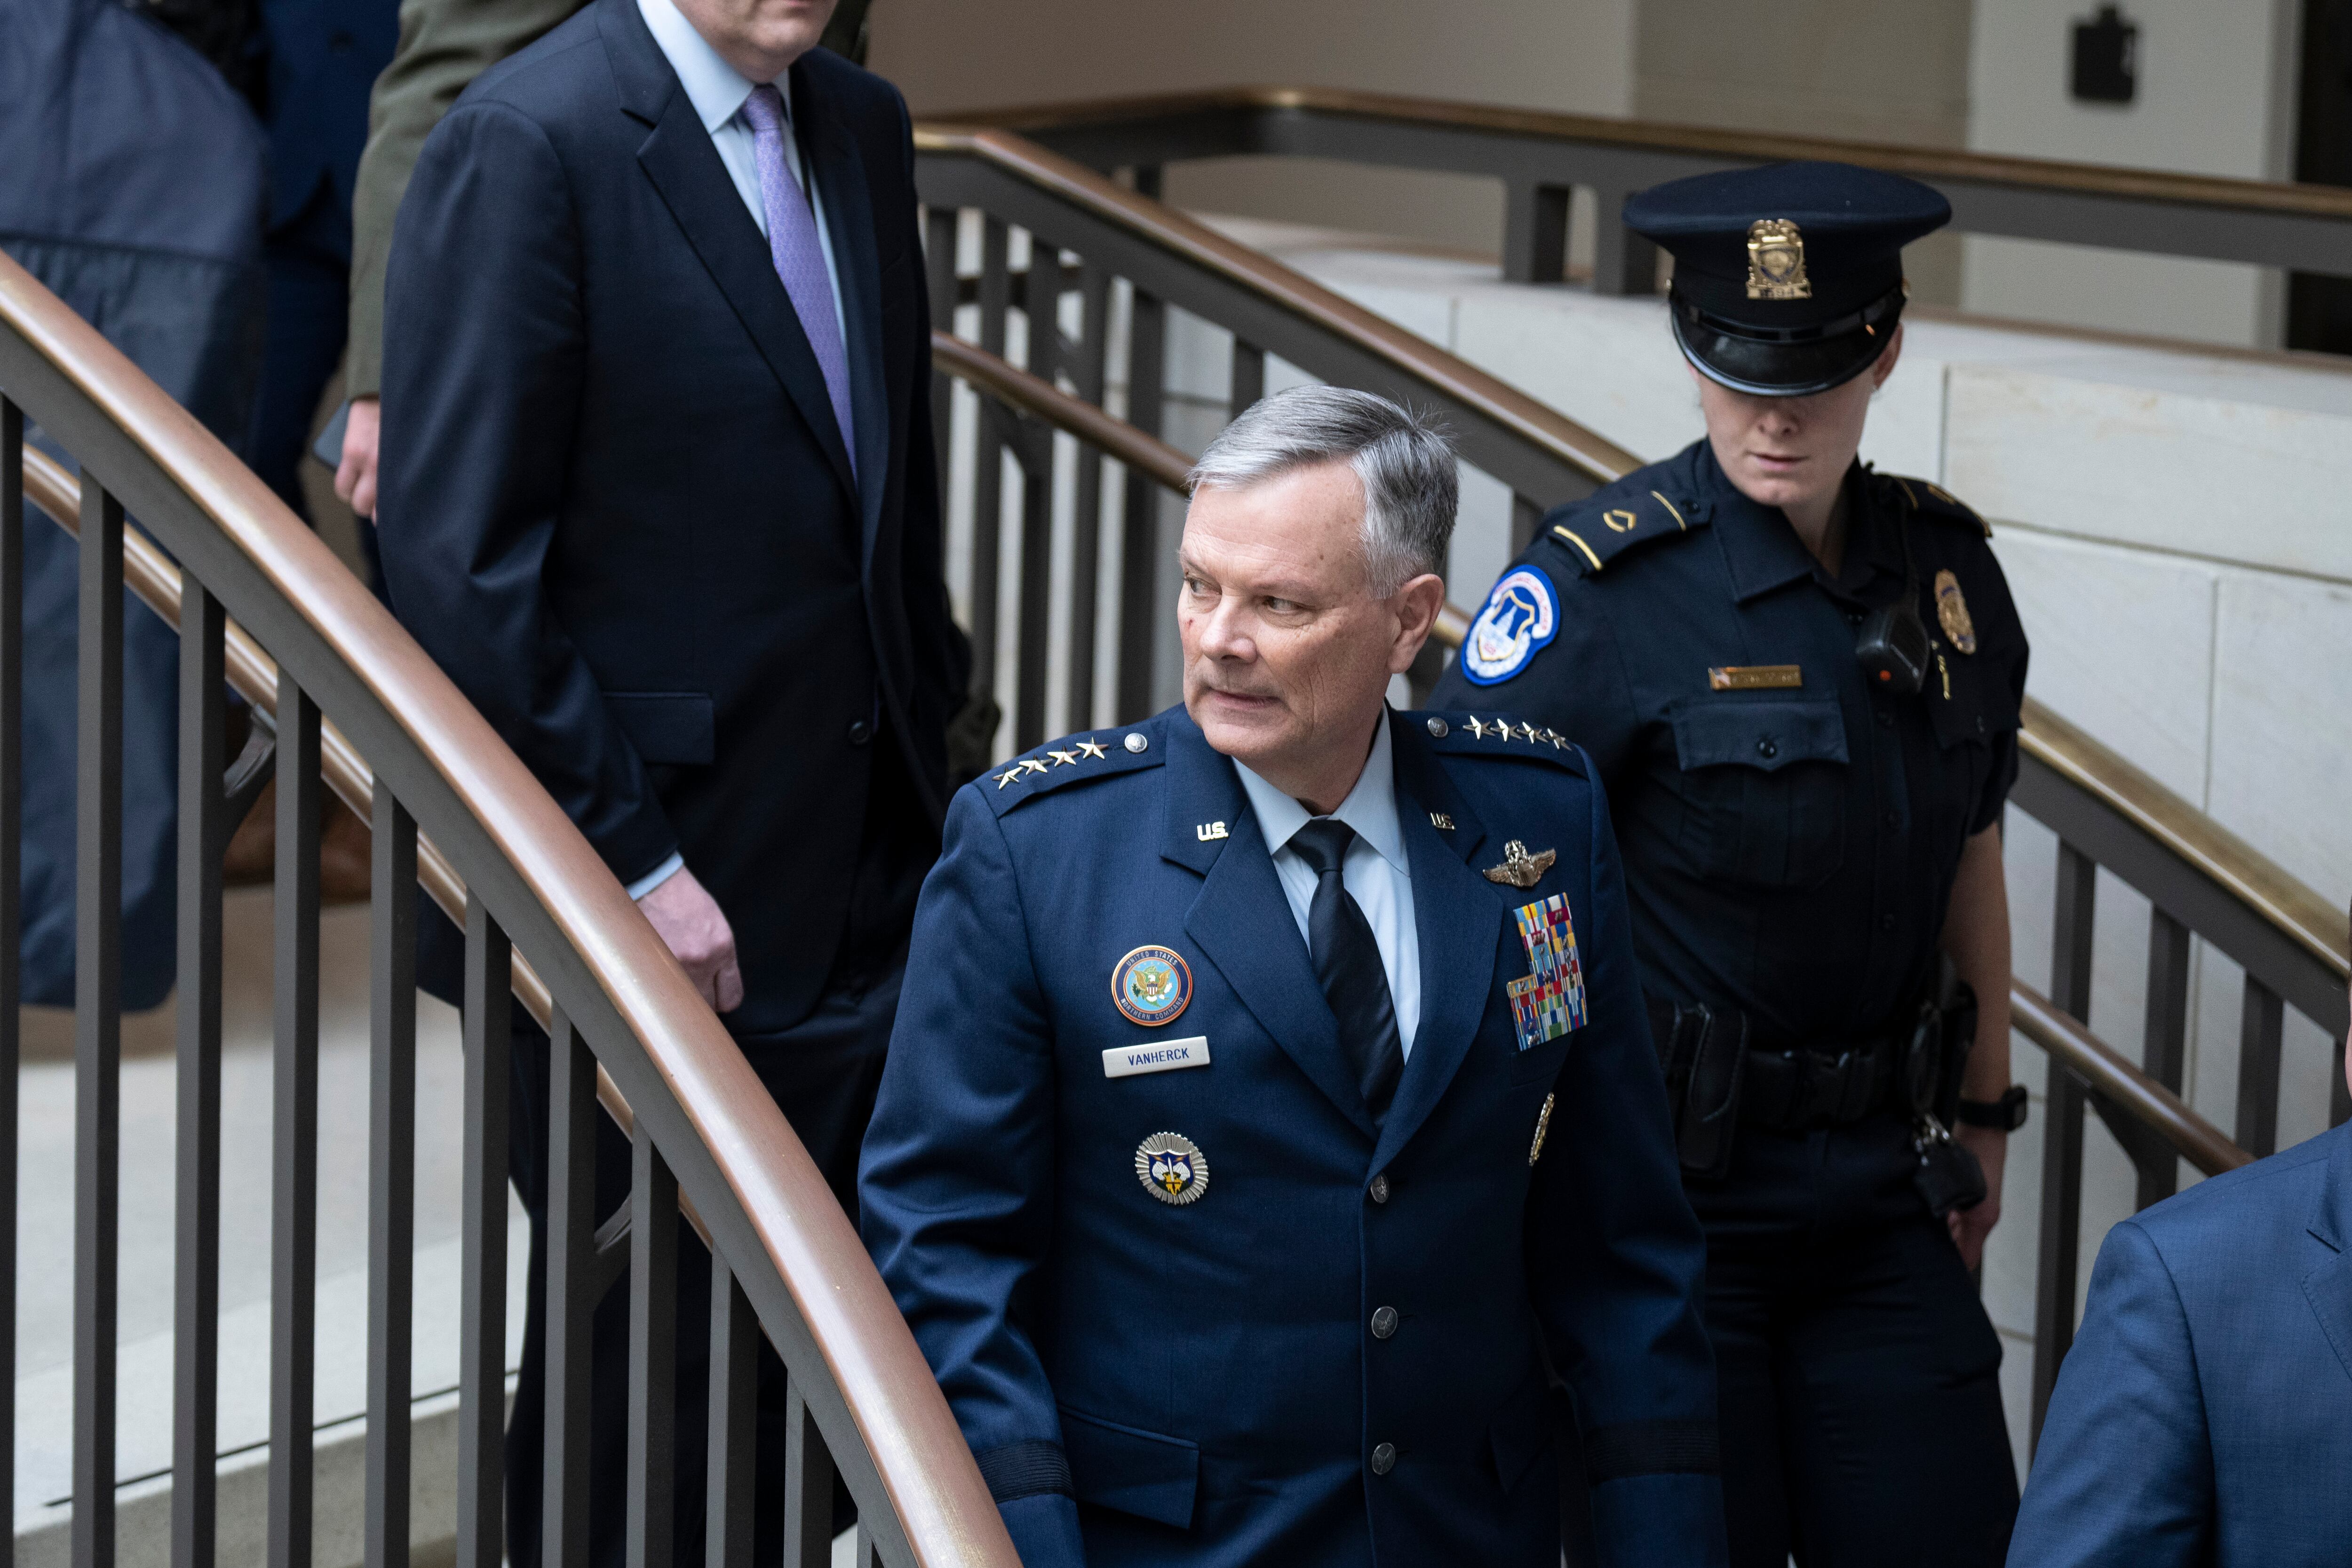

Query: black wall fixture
<box><xmin>2073</xmin><ymin>5</ymin><xmax>2140</xmax><ymax>104</ymax></box>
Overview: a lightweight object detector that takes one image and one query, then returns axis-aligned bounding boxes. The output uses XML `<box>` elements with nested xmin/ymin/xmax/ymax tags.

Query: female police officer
<box><xmin>1433</xmin><ymin>163</ymin><xmax>2029</xmax><ymax>1566</ymax></box>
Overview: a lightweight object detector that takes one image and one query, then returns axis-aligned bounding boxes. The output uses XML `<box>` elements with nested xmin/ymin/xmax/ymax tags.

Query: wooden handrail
<box><xmin>966</xmin><ymin>84</ymin><xmax>2352</xmax><ymax>224</ymax></box>
<box><xmin>0</xmin><ymin>249</ymin><xmax>1015</xmax><ymax>1567</ymax></box>
<box><xmin>915</xmin><ymin>124</ymin><xmax>1643</xmax><ymax>489</ymax></box>
<box><xmin>2010</xmin><ymin>980</ymin><xmax>2251</xmax><ymax>1177</ymax></box>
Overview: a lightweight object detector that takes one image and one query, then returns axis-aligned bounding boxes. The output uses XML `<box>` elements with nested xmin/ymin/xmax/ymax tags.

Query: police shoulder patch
<box><xmin>1539</xmin><ymin>484</ymin><xmax>1708</xmax><ymax>579</ymax></box>
<box><xmin>979</xmin><ymin>724</ymin><xmax>1163</xmax><ymax>817</ymax></box>
<box><xmin>1459</xmin><ymin>565</ymin><xmax>1559</xmax><ymax>685</ymax></box>
<box><xmin>1883</xmin><ymin>473</ymin><xmax>1992</xmax><ymax>538</ymax></box>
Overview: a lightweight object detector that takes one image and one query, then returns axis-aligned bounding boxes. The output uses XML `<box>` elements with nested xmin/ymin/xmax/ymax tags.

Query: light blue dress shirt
<box><xmin>1234</xmin><ymin>714</ymin><xmax>1422</xmax><ymax>1056</ymax></box>
<box><xmin>625</xmin><ymin>0</ymin><xmax>849</xmax><ymax>902</ymax></box>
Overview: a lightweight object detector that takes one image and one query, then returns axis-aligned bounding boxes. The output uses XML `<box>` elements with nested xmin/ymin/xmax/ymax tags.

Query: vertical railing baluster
<box><xmin>73</xmin><ymin>476</ymin><xmax>124</xmax><ymax>1568</ymax></box>
<box><xmin>0</xmin><ymin>396</ymin><xmax>24</xmax><ymax>1560</ymax></box>
<box><xmin>782</xmin><ymin>1383</ymin><xmax>834</xmax><ymax>1568</ymax></box>
<box><xmin>1510</xmin><ymin>493</ymin><xmax>1542</xmax><ymax>556</ymax></box>
<box><xmin>706</xmin><ymin>1254</ymin><xmax>757</xmax><ymax>1568</ymax></box>
<box><xmin>366</xmin><ymin>783</ymin><xmax>418</xmax><ymax>1568</ymax></box>
<box><xmin>924</xmin><ymin>205</ymin><xmax>961</xmax><ymax>491</ymax></box>
<box><xmin>172</xmin><ymin>582</ymin><xmax>225</xmax><ymax>1568</ymax></box>
<box><xmin>1013</xmin><ymin>239</ymin><xmax>1061</xmax><ymax>750</ymax></box>
<box><xmin>1228</xmin><ymin>338</ymin><xmax>1264</xmax><ymax>416</ymax></box>
<box><xmin>628</xmin><ymin>1127</ymin><xmax>680</xmax><ymax>1568</ymax></box>
<box><xmin>1116</xmin><ymin>278</ymin><xmax>1168</xmax><ymax>723</ymax></box>
<box><xmin>458</xmin><ymin>899</ymin><xmax>511</xmax><ymax>1568</ymax></box>
<box><xmin>269</xmin><ymin>677</ymin><xmax>322</xmax><ymax>1568</ymax></box>
<box><xmin>2234</xmin><ymin>977</ymin><xmax>2283</xmax><ymax>1159</ymax></box>
<box><xmin>2137</xmin><ymin>910</ymin><xmax>2191</xmax><ymax>1208</ymax></box>
<box><xmin>2031</xmin><ymin>841</ymin><xmax>2096</xmax><ymax>1447</ymax></box>
<box><xmin>969</xmin><ymin>216</ymin><xmax>1012</xmax><ymax>725</ymax></box>
<box><xmin>1066</xmin><ymin>263</ymin><xmax>1112</xmax><ymax>733</ymax></box>
<box><xmin>543</xmin><ymin>1008</ymin><xmax>595</xmax><ymax>1568</ymax></box>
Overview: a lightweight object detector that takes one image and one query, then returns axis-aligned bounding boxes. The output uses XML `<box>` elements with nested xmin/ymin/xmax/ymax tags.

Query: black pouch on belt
<box><xmin>1903</xmin><ymin>988</ymin><xmax>1986</xmax><ymax>1217</ymax></box>
<box><xmin>1647</xmin><ymin>998</ymin><xmax>1749</xmax><ymax>1181</ymax></box>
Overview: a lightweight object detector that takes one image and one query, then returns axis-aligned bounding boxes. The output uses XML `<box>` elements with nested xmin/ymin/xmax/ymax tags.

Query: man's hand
<box><xmin>1947</xmin><ymin>1122</ymin><xmax>2006</xmax><ymax>1270</ymax></box>
<box><xmin>637</xmin><ymin>866</ymin><xmax>744</xmax><ymax>1013</ymax></box>
<box><xmin>334</xmin><ymin>395</ymin><xmax>381</xmax><ymax>517</ymax></box>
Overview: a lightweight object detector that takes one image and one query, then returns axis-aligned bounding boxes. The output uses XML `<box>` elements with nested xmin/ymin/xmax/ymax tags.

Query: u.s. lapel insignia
<box><xmin>1195</xmin><ymin>820</ymin><xmax>1228</xmax><ymax>842</ymax></box>
<box><xmin>1746</xmin><ymin>219</ymin><xmax>1811</xmax><ymax>300</ymax></box>
<box><xmin>1112</xmin><ymin>945</ymin><xmax>1192</xmax><ymax>1027</ymax></box>
<box><xmin>1528</xmin><ymin>1092</ymin><xmax>1555</xmax><ymax>1165</ymax></box>
<box><xmin>1136</xmin><ymin>1131</ymin><xmax>1208</xmax><ymax>1205</ymax></box>
<box><xmin>1933</xmin><ymin>569</ymin><xmax>1978</xmax><ymax>655</ymax></box>
<box><xmin>1482</xmin><ymin>839</ymin><xmax>1555</xmax><ymax>888</ymax></box>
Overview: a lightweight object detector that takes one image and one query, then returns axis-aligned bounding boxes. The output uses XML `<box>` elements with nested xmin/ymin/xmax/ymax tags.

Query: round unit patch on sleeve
<box><xmin>1460</xmin><ymin>565</ymin><xmax>1559</xmax><ymax>686</ymax></box>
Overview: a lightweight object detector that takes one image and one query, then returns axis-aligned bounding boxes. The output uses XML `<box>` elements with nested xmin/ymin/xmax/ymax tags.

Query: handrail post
<box><xmin>1501</xmin><ymin>180</ymin><xmax>1570</xmax><ymax>285</ymax></box>
<box><xmin>0</xmin><ymin>395</ymin><xmax>22</xmax><ymax>1561</ymax></box>
<box><xmin>2031</xmin><ymin>842</ymin><xmax>2097</xmax><ymax>1446</ymax></box>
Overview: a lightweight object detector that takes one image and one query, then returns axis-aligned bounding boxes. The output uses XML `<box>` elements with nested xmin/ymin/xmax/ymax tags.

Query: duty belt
<box><xmin>1736</xmin><ymin>1041</ymin><xmax>1906</xmax><ymax>1131</ymax></box>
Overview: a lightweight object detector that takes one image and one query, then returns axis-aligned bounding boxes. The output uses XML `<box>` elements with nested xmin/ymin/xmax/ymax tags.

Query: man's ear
<box><xmin>1387</xmin><ymin>572</ymin><xmax>1448</xmax><ymax>675</ymax></box>
<box><xmin>1870</xmin><ymin>322</ymin><xmax>1906</xmax><ymax>390</ymax></box>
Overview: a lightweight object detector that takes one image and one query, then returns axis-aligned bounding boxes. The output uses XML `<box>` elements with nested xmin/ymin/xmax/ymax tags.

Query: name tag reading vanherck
<box><xmin>1103</xmin><ymin>1036</ymin><xmax>1211</xmax><ymax>1079</ymax></box>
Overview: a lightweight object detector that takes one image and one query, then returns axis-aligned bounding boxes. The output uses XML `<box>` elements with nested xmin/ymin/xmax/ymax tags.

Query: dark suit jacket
<box><xmin>2010</xmin><ymin>1119</ymin><xmax>2352</xmax><ymax>1567</ymax></box>
<box><xmin>861</xmin><ymin>706</ymin><xmax>1728</xmax><ymax>1568</ymax></box>
<box><xmin>379</xmin><ymin>0</ymin><xmax>954</xmax><ymax>1032</ymax></box>
<box><xmin>258</xmin><ymin>0</ymin><xmax>400</xmax><ymax>245</ymax></box>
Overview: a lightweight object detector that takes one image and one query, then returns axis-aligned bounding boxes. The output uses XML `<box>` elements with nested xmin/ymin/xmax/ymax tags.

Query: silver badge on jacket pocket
<box><xmin>1103</xmin><ymin>1036</ymin><xmax>1211</xmax><ymax>1079</ymax></box>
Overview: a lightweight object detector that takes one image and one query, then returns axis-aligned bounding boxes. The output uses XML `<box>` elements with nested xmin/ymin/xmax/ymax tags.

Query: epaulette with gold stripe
<box><xmin>1539</xmin><ymin>486</ymin><xmax>1708</xmax><ymax>577</ymax></box>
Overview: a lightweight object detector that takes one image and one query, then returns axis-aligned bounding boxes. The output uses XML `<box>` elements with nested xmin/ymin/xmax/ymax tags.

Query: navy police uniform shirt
<box><xmin>1431</xmin><ymin>439</ymin><xmax>2028</xmax><ymax>1051</ymax></box>
<box><xmin>860</xmin><ymin>705</ymin><xmax>1727</xmax><ymax>1568</ymax></box>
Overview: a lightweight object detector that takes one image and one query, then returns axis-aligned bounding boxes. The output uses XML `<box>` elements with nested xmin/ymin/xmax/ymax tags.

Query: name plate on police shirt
<box><xmin>1103</xmin><ymin>1036</ymin><xmax>1211</xmax><ymax>1079</ymax></box>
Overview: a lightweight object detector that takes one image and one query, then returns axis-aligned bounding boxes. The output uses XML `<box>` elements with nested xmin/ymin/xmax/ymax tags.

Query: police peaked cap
<box><xmin>1623</xmin><ymin>161</ymin><xmax>1952</xmax><ymax>397</ymax></box>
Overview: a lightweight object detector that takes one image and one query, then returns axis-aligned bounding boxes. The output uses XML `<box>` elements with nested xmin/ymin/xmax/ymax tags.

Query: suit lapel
<box><xmin>607</xmin><ymin>0</ymin><xmax>856</xmax><ymax>503</ymax></box>
<box><xmin>795</xmin><ymin>58</ymin><xmax>890</xmax><ymax>563</ymax></box>
<box><xmin>1373</xmin><ymin>715</ymin><xmax>1502</xmax><ymax>1169</ymax></box>
<box><xmin>1162</xmin><ymin>721</ymin><xmax>1377</xmax><ymax>1141</ymax></box>
<box><xmin>2304</xmin><ymin>1124</ymin><xmax>2352</xmax><ymax>1387</ymax></box>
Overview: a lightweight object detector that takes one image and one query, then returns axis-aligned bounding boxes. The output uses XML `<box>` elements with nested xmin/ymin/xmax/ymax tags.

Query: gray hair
<box><xmin>1186</xmin><ymin>386</ymin><xmax>1457</xmax><ymax>596</ymax></box>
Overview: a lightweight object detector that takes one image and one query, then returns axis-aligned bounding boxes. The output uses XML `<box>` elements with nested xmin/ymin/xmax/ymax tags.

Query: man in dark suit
<box><xmin>2008</xmin><ymin>997</ymin><xmax>2352</xmax><ymax>1567</ymax></box>
<box><xmin>376</xmin><ymin>0</ymin><xmax>954</xmax><ymax>1559</ymax></box>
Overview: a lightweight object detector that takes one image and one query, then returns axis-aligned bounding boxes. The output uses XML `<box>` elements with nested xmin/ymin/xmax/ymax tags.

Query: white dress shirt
<box><xmin>624</xmin><ymin>0</ymin><xmax>850</xmax><ymax>902</ymax></box>
<box><xmin>1234</xmin><ymin>715</ymin><xmax>1422</xmax><ymax>1056</ymax></box>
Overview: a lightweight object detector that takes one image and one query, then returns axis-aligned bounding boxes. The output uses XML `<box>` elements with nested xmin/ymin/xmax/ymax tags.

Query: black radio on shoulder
<box><xmin>1856</xmin><ymin>597</ymin><xmax>1930</xmax><ymax>696</ymax></box>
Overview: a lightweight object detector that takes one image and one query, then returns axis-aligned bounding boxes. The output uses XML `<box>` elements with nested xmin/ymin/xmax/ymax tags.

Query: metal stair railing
<box><xmin>954</xmin><ymin>85</ymin><xmax>2352</xmax><ymax>294</ymax></box>
<box><xmin>0</xmin><ymin>249</ymin><xmax>1017</xmax><ymax>1568</ymax></box>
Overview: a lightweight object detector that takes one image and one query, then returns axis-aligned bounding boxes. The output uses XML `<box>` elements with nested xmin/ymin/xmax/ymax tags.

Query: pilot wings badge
<box><xmin>1482</xmin><ymin>840</ymin><xmax>1556</xmax><ymax>889</ymax></box>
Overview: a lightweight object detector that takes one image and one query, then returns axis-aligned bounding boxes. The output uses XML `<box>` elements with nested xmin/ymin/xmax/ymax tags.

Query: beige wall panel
<box><xmin>1633</xmin><ymin>0</ymin><xmax>1972</xmax><ymax>148</ymax></box>
<box><xmin>1942</xmin><ymin>359</ymin><xmax>2352</xmax><ymax>584</ymax></box>
<box><xmin>2206</xmin><ymin>570</ymin><xmax>2352</xmax><ymax>907</ymax></box>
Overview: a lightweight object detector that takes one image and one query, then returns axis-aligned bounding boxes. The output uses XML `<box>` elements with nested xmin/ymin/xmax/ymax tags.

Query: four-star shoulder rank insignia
<box><xmin>1048</xmin><ymin>748</ymin><xmax>1081</xmax><ymax>767</ymax></box>
<box><xmin>1483</xmin><ymin>839</ymin><xmax>1556</xmax><ymax>888</ymax></box>
<box><xmin>1076</xmin><ymin>738</ymin><xmax>1109</xmax><ymax>759</ymax></box>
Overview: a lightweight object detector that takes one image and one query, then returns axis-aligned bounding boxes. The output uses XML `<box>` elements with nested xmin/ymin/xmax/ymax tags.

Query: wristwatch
<box><xmin>1955</xmin><ymin>1085</ymin><xmax>2029</xmax><ymax>1132</ymax></box>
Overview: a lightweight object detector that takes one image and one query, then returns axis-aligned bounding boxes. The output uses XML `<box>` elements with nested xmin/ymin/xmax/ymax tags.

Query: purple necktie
<box><xmin>741</xmin><ymin>83</ymin><xmax>855</xmax><ymax>473</ymax></box>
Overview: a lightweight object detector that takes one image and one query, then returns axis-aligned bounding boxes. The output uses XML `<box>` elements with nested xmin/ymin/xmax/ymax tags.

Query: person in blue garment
<box><xmin>2008</xmin><ymin>976</ymin><xmax>2352</xmax><ymax>1568</ymax></box>
<box><xmin>0</xmin><ymin>0</ymin><xmax>269</xmax><ymax>1010</ymax></box>
<box><xmin>861</xmin><ymin>386</ymin><xmax>1726</xmax><ymax>1568</ymax></box>
<box><xmin>245</xmin><ymin>0</ymin><xmax>397</xmax><ymax>533</ymax></box>
<box><xmin>1430</xmin><ymin>163</ymin><xmax>2033</xmax><ymax>1567</ymax></box>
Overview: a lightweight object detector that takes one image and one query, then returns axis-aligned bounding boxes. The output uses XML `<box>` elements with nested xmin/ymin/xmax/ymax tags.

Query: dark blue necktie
<box><xmin>1290</xmin><ymin>818</ymin><xmax>1405</xmax><ymax>1121</ymax></box>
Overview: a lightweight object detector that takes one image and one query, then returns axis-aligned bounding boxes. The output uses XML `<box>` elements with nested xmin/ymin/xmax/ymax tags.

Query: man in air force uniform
<box><xmin>861</xmin><ymin>388</ymin><xmax>1725</xmax><ymax>1567</ymax></box>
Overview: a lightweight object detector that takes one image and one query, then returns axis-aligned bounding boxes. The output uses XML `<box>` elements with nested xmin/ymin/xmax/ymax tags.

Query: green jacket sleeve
<box><xmin>344</xmin><ymin>0</ymin><xmax>584</xmax><ymax>397</ymax></box>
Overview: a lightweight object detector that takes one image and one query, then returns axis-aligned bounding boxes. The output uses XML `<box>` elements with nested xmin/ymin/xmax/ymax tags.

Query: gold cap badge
<box><xmin>1746</xmin><ymin>219</ymin><xmax>1811</xmax><ymax>301</ymax></box>
<box><xmin>1933</xmin><ymin>569</ymin><xmax>1978</xmax><ymax>655</ymax></box>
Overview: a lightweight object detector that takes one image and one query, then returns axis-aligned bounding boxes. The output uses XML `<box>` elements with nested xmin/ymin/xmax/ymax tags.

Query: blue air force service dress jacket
<box><xmin>860</xmin><ymin>705</ymin><xmax>1726</xmax><ymax>1568</ymax></box>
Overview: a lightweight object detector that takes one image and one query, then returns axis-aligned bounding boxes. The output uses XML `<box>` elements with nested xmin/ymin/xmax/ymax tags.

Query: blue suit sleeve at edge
<box><xmin>2008</xmin><ymin>1220</ymin><xmax>2211</xmax><ymax>1568</ymax></box>
<box><xmin>1591</xmin><ymin>1473</ymin><xmax>1728</xmax><ymax>1568</ymax></box>
<box><xmin>997</xmin><ymin>1492</ymin><xmax>1085</xmax><ymax>1568</ymax></box>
